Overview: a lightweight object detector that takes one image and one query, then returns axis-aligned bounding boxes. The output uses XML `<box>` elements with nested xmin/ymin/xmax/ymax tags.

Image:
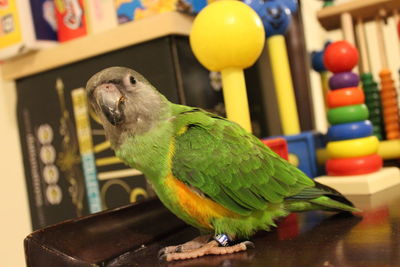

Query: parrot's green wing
<box><xmin>171</xmin><ymin>108</ymin><xmax>316</xmax><ymax>217</ymax></box>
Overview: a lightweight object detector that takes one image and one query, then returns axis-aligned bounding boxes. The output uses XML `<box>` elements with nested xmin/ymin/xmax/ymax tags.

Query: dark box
<box><xmin>24</xmin><ymin>199</ymin><xmax>194</xmax><ymax>267</ymax></box>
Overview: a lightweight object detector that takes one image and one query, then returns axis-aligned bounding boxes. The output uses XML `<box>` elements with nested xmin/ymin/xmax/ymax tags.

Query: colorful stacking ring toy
<box><xmin>327</xmin><ymin>135</ymin><xmax>379</xmax><ymax>158</ymax></box>
<box><xmin>327</xmin><ymin>87</ymin><xmax>365</xmax><ymax>108</ymax></box>
<box><xmin>326</xmin><ymin>154</ymin><xmax>383</xmax><ymax>176</ymax></box>
<box><xmin>327</xmin><ymin>120</ymin><xmax>373</xmax><ymax>141</ymax></box>
<box><xmin>324</xmin><ymin>40</ymin><xmax>382</xmax><ymax>176</ymax></box>
<box><xmin>327</xmin><ymin>104</ymin><xmax>369</xmax><ymax>125</ymax></box>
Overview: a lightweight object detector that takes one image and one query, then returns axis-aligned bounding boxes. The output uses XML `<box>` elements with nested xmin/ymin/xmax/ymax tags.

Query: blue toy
<box><xmin>282</xmin><ymin>132</ymin><xmax>327</xmax><ymax>178</ymax></box>
<box><xmin>311</xmin><ymin>50</ymin><xmax>326</xmax><ymax>72</ymax></box>
<box><xmin>311</xmin><ymin>41</ymin><xmax>331</xmax><ymax>72</ymax></box>
<box><xmin>244</xmin><ymin>0</ymin><xmax>292</xmax><ymax>37</ymax></box>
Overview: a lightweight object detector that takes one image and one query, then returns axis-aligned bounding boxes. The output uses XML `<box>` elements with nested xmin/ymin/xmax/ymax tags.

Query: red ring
<box><xmin>326</xmin><ymin>154</ymin><xmax>382</xmax><ymax>176</ymax></box>
<box><xmin>327</xmin><ymin>87</ymin><xmax>365</xmax><ymax>108</ymax></box>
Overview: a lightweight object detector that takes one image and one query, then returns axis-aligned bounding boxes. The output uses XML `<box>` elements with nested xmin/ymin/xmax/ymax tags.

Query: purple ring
<box><xmin>329</xmin><ymin>72</ymin><xmax>359</xmax><ymax>90</ymax></box>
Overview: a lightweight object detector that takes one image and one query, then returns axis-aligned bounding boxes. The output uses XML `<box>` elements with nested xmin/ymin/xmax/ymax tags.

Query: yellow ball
<box><xmin>190</xmin><ymin>0</ymin><xmax>265</xmax><ymax>71</ymax></box>
<box><xmin>327</xmin><ymin>136</ymin><xmax>379</xmax><ymax>159</ymax></box>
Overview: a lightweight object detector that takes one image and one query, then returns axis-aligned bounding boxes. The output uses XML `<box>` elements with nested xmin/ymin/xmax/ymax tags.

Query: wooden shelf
<box><xmin>1</xmin><ymin>12</ymin><xmax>193</xmax><ymax>80</ymax></box>
<box><xmin>317</xmin><ymin>0</ymin><xmax>400</xmax><ymax>31</ymax></box>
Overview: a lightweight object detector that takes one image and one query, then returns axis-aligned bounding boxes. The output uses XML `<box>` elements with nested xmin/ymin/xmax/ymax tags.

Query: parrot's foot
<box><xmin>158</xmin><ymin>235</ymin><xmax>211</xmax><ymax>258</ymax></box>
<box><xmin>159</xmin><ymin>234</ymin><xmax>254</xmax><ymax>262</ymax></box>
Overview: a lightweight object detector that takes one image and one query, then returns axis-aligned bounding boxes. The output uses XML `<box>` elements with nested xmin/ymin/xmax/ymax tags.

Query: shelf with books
<box><xmin>1</xmin><ymin>12</ymin><xmax>193</xmax><ymax>80</ymax></box>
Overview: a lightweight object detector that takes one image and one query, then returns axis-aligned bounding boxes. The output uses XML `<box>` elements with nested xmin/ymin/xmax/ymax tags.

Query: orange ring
<box><xmin>327</xmin><ymin>87</ymin><xmax>365</xmax><ymax>108</ymax></box>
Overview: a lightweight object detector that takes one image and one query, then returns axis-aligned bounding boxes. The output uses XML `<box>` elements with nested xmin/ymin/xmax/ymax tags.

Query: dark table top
<box><xmin>108</xmin><ymin>184</ymin><xmax>400</xmax><ymax>267</ymax></box>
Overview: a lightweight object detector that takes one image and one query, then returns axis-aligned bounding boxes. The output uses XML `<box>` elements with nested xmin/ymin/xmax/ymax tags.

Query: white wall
<box><xmin>0</xmin><ymin>69</ymin><xmax>31</xmax><ymax>267</ymax></box>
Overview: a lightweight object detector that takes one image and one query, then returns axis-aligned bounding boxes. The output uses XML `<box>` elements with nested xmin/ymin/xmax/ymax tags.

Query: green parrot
<box><xmin>86</xmin><ymin>67</ymin><xmax>359</xmax><ymax>262</ymax></box>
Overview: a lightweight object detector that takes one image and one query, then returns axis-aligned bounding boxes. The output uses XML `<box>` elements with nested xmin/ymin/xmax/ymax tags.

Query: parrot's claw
<box><xmin>242</xmin><ymin>240</ymin><xmax>255</xmax><ymax>249</ymax></box>
<box><xmin>158</xmin><ymin>248</ymin><xmax>167</xmax><ymax>259</ymax></box>
<box><xmin>159</xmin><ymin>240</ymin><xmax>254</xmax><ymax>262</ymax></box>
<box><xmin>158</xmin><ymin>245</ymin><xmax>183</xmax><ymax>258</ymax></box>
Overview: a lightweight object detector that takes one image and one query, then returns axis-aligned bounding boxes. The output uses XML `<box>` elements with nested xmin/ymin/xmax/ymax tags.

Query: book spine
<box><xmin>55</xmin><ymin>0</ymin><xmax>88</xmax><ymax>42</ymax></box>
<box><xmin>85</xmin><ymin>0</ymin><xmax>117</xmax><ymax>34</ymax></box>
<box><xmin>0</xmin><ymin>0</ymin><xmax>24</xmax><ymax>59</ymax></box>
<box><xmin>71</xmin><ymin>88</ymin><xmax>102</xmax><ymax>213</ymax></box>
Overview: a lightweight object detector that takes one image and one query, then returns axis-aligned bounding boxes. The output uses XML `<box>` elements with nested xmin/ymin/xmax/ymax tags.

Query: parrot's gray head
<box><xmin>86</xmin><ymin>66</ymin><xmax>170</xmax><ymax>148</ymax></box>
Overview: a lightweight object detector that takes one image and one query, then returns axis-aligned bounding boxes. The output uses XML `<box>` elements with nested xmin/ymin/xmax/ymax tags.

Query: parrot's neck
<box><xmin>115</xmin><ymin>110</ymin><xmax>175</xmax><ymax>181</ymax></box>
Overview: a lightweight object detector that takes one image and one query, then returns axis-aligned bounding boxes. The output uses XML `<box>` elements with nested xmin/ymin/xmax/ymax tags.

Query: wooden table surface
<box><xmin>108</xmin><ymin>185</ymin><xmax>400</xmax><ymax>267</ymax></box>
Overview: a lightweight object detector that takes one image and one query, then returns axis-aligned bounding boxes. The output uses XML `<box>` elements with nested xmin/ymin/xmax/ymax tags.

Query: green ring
<box><xmin>328</xmin><ymin>104</ymin><xmax>369</xmax><ymax>125</ymax></box>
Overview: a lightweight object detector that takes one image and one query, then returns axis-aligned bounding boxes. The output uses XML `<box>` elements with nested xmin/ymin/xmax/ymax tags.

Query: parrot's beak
<box><xmin>95</xmin><ymin>83</ymin><xmax>126</xmax><ymax>126</ymax></box>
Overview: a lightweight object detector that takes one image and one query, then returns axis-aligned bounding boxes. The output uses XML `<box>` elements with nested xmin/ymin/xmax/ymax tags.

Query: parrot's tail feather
<box><xmin>313</xmin><ymin>181</ymin><xmax>355</xmax><ymax>207</ymax></box>
<box><xmin>284</xmin><ymin>197</ymin><xmax>360</xmax><ymax>213</ymax></box>
<box><xmin>309</xmin><ymin>196</ymin><xmax>361</xmax><ymax>213</ymax></box>
<box><xmin>285</xmin><ymin>182</ymin><xmax>361</xmax><ymax>213</ymax></box>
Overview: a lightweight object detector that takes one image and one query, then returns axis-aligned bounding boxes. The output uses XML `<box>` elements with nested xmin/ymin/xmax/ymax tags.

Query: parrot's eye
<box><xmin>129</xmin><ymin>76</ymin><xmax>136</xmax><ymax>85</ymax></box>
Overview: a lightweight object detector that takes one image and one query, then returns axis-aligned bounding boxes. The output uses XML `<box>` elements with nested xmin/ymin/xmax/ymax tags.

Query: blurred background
<box><xmin>0</xmin><ymin>0</ymin><xmax>399</xmax><ymax>266</ymax></box>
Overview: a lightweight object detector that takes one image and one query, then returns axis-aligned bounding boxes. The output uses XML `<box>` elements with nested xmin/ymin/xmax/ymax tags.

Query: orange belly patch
<box><xmin>165</xmin><ymin>173</ymin><xmax>238</xmax><ymax>229</ymax></box>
